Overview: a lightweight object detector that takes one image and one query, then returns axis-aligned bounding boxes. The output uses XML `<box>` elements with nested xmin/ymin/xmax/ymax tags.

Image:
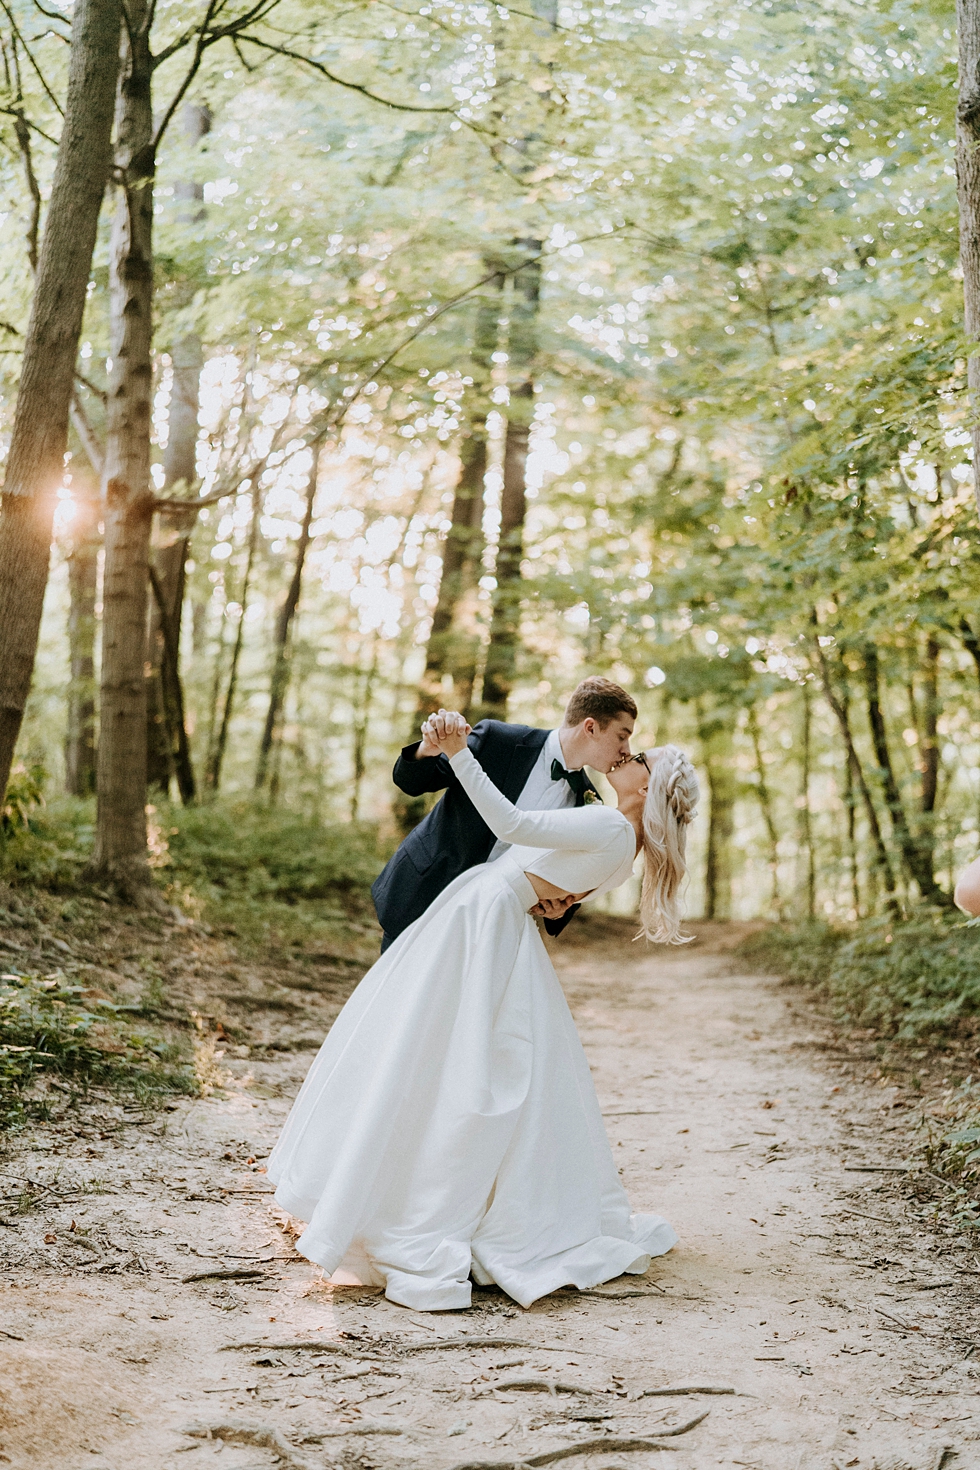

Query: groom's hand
<box><xmin>529</xmin><ymin>895</ymin><xmax>575</xmax><ymax>920</ymax></box>
<box><xmin>415</xmin><ymin>724</ymin><xmax>443</xmax><ymax>759</ymax></box>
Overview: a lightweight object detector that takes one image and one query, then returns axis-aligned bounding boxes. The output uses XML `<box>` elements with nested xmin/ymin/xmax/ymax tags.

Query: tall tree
<box><xmin>65</xmin><ymin>478</ymin><xmax>100</xmax><ymax>797</ymax></box>
<box><xmin>861</xmin><ymin>642</ymin><xmax>941</xmax><ymax>902</ymax></box>
<box><xmin>810</xmin><ymin>635</ymin><xmax>898</xmax><ymax>907</ymax></box>
<box><xmin>88</xmin><ymin>0</ymin><xmax>157</xmax><ymax>894</ymax></box>
<box><xmin>798</xmin><ymin>682</ymin><xmax>816</xmax><ymax>920</ymax></box>
<box><xmin>146</xmin><ymin>102</ymin><xmax>210</xmax><ymax>798</ymax></box>
<box><xmin>958</xmin><ymin>0</ymin><xmax>980</xmax><ymax>519</ymax></box>
<box><xmin>89</xmin><ymin>2</ymin><xmax>284</xmax><ymax>890</ymax></box>
<box><xmin>0</xmin><ymin>0</ymin><xmax>121</xmax><ymax>803</ymax></box>
<box><xmin>698</xmin><ymin>702</ymin><xmax>736</xmax><ymax>921</ymax></box>
<box><xmin>481</xmin><ymin>248</ymin><xmax>541</xmax><ymax>718</ymax></box>
<box><xmin>205</xmin><ymin>481</ymin><xmax>261</xmax><ymax>795</ymax></box>
<box><xmin>255</xmin><ymin>442</ymin><xmax>323</xmax><ymax>793</ymax></box>
<box><xmin>746</xmin><ymin>704</ymin><xmax>782</xmax><ymax>918</ymax></box>
<box><xmin>917</xmin><ymin>635</ymin><xmax>941</xmax><ymax>887</ymax></box>
<box><xmin>415</xmin><ymin>272</ymin><xmax>501</xmax><ymax>722</ymax></box>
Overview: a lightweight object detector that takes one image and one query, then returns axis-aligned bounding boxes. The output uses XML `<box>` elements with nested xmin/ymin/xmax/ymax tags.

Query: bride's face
<box><xmin>606</xmin><ymin>748</ymin><xmax>658</xmax><ymax>800</ymax></box>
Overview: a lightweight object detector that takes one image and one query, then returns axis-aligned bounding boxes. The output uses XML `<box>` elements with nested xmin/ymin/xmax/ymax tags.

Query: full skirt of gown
<box><xmin>266</xmin><ymin>854</ymin><xmax>677</xmax><ymax>1310</ymax></box>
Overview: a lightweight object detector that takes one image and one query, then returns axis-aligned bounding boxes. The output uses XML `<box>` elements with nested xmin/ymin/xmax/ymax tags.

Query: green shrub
<box><xmin>1</xmin><ymin>764</ymin><xmax>46</xmax><ymax>836</ymax></box>
<box><xmin>741</xmin><ymin>915</ymin><xmax>980</xmax><ymax>1211</ymax></box>
<box><xmin>0</xmin><ymin>794</ymin><xmax>95</xmax><ymax>889</ymax></box>
<box><xmin>738</xmin><ymin>912</ymin><xmax>980</xmax><ymax>1039</ymax></box>
<box><xmin>0</xmin><ymin>972</ymin><xmax>194</xmax><ymax>1128</ymax></box>
<box><xmin>737</xmin><ymin>920</ymin><xmax>847</xmax><ymax>991</ymax></box>
<box><xmin>0</xmin><ymin>794</ymin><xmax>384</xmax><ymax>961</ymax></box>
<box><xmin>0</xmin><ymin>794</ymin><xmax>385</xmax><ymax>910</ymax></box>
<box><xmin>165</xmin><ymin>802</ymin><xmax>385</xmax><ymax>904</ymax></box>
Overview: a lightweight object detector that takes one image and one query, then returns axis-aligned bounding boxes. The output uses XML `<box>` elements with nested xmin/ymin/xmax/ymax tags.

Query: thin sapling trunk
<box><xmin>255</xmin><ymin>443</ymin><xmax>322</xmax><ymax>791</ymax></box>
<box><xmin>798</xmin><ymin>681</ymin><xmax>816</xmax><ymax>920</ymax></box>
<box><xmin>207</xmin><ymin>484</ymin><xmax>261</xmax><ymax>794</ymax></box>
<box><xmin>861</xmin><ymin>642</ymin><xmax>939</xmax><ymax>901</ymax></box>
<box><xmin>65</xmin><ymin>482</ymin><xmax>100</xmax><ymax>797</ymax></box>
<box><xmin>746</xmin><ymin>704</ymin><xmax>782</xmax><ymax>918</ymax></box>
<box><xmin>810</xmin><ymin>633</ymin><xmax>898</xmax><ymax>907</ymax></box>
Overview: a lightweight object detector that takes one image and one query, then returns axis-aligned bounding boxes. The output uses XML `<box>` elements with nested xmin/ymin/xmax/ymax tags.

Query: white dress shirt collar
<box><xmin>544</xmin><ymin>727</ymin><xmax>565</xmax><ymax>771</ymax></box>
<box><xmin>550</xmin><ymin>726</ymin><xmax>583</xmax><ymax>773</ymax></box>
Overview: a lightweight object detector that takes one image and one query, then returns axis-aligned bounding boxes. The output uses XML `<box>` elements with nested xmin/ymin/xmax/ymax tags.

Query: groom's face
<box><xmin>584</xmin><ymin>714</ymin><xmax>635</xmax><ymax>773</ymax></box>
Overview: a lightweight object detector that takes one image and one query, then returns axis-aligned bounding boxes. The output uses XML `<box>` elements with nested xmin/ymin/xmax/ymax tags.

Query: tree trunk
<box><xmin>861</xmin><ymin>642</ymin><xmax>939</xmax><ymax>900</ymax></box>
<box><xmin>416</xmin><ymin>270</ymin><xmax>501</xmax><ymax>722</ymax></box>
<box><xmin>148</xmin><ymin>563</ymin><xmax>195</xmax><ymax>804</ymax></box>
<box><xmin>798</xmin><ymin>681</ymin><xmax>816</xmax><ymax>919</ymax></box>
<box><xmin>255</xmin><ymin>443</ymin><xmax>322</xmax><ymax>792</ymax></box>
<box><xmin>481</xmin><ymin>247</ymin><xmax>540</xmax><ymax>719</ymax></box>
<box><xmin>88</xmin><ymin>0</ymin><xmax>157</xmax><ymax>897</ymax></box>
<box><xmin>203</xmin><ymin>624</ymin><xmax>227</xmax><ymax>789</ymax></box>
<box><xmin>146</xmin><ymin>103</ymin><xmax>210</xmax><ymax>794</ymax></box>
<box><xmin>146</xmin><ymin>535</ymin><xmax>196</xmax><ymax>804</ymax></box>
<box><xmin>146</xmin><ymin>511</ymin><xmax>197</xmax><ymax>796</ymax></box>
<box><xmin>206</xmin><ymin>485</ymin><xmax>261</xmax><ymax>794</ymax></box>
<box><xmin>351</xmin><ymin>646</ymin><xmax>380</xmax><ymax>821</ymax></box>
<box><xmin>841</xmin><ymin>685</ymin><xmax>861</xmax><ymax>917</ymax></box>
<box><xmin>746</xmin><ymin>704</ymin><xmax>782</xmax><ymax>917</ymax></box>
<box><xmin>699</xmin><ymin>704</ymin><xmax>736</xmax><ymax>921</ymax></box>
<box><xmin>416</xmin><ymin>425</ymin><xmax>488</xmax><ymax>719</ymax></box>
<box><xmin>810</xmin><ymin>634</ymin><xmax>898</xmax><ymax>906</ymax></box>
<box><xmin>920</xmin><ymin>634</ymin><xmax>940</xmax><ymax>834</ymax></box>
<box><xmin>65</xmin><ymin>485</ymin><xmax>100</xmax><ymax>797</ymax></box>
<box><xmin>0</xmin><ymin>0</ymin><xmax>120</xmax><ymax>802</ymax></box>
<box><xmin>957</xmin><ymin>0</ymin><xmax>980</xmax><ymax>519</ymax></box>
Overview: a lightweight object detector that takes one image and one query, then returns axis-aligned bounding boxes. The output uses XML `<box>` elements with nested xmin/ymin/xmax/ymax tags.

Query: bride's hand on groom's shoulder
<box><xmin>422</xmin><ymin>709</ymin><xmax>471</xmax><ymax>758</ymax></box>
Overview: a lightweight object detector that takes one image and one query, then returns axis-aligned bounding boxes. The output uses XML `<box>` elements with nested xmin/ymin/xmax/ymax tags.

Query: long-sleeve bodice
<box><xmin>448</xmin><ymin>748</ymin><xmax>636</xmax><ymax>900</ymax></box>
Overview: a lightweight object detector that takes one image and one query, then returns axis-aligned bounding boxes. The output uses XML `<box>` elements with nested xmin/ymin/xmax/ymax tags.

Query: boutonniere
<box><xmin>583</xmin><ymin>788</ymin><xmax>602</xmax><ymax>805</ymax></box>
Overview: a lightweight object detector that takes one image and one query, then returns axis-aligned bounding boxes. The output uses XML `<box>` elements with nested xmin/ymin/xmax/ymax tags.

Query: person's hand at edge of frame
<box><xmin>954</xmin><ymin>854</ymin><xmax>980</xmax><ymax>916</ymax></box>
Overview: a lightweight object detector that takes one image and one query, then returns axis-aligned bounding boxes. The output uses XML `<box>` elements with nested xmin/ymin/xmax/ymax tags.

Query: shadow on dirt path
<box><xmin>1</xmin><ymin>917</ymin><xmax>977</xmax><ymax>1470</ymax></box>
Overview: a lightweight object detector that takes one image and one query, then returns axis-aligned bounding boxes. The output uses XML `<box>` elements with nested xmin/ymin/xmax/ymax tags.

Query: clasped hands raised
<box><xmin>417</xmin><ymin>709</ymin><xmax>576</xmax><ymax>923</ymax></box>
<box><xmin>419</xmin><ymin>708</ymin><xmax>471</xmax><ymax>758</ymax></box>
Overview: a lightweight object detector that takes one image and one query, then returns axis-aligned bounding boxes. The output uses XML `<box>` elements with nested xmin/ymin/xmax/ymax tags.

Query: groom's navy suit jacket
<box><xmin>372</xmin><ymin>720</ymin><xmax>599</xmax><ymax>945</ymax></box>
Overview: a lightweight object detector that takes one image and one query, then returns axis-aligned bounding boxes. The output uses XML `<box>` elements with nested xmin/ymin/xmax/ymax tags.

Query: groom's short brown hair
<box><xmin>563</xmin><ymin>676</ymin><xmax>637</xmax><ymax>728</ymax></box>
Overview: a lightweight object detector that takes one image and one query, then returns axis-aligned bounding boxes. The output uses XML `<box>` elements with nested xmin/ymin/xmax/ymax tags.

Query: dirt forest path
<box><xmin>2</xmin><ymin>917</ymin><xmax>978</xmax><ymax>1470</ymax></box>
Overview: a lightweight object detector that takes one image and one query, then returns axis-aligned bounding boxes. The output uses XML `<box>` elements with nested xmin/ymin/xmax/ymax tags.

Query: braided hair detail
<box><xmin>637</xmin><ymin>744</ymin><xmax>699</xmax><ymax>944</ymax></box>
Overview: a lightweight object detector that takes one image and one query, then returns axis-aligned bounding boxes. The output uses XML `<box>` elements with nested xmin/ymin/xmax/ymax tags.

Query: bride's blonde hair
<box><xmin>637</xmin><ymin>745</ymin><xmax>699</xmax><ymax>944</ymax></box>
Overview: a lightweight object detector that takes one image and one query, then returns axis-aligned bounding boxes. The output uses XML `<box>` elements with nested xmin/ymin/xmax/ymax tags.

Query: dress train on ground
<box><xmin>268</xmin><ymin>855</ymin><xmax>676</xmax><ymax>1311</ymax></box>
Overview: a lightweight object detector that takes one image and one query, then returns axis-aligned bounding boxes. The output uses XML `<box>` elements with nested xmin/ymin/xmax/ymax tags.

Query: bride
<box><xmin>267</xmin><ymin>715</ymin><xmax>699</xmax><ymax>1311</ymax></box>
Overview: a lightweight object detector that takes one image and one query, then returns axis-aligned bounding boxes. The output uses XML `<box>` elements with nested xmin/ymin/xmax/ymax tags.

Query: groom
<box><xmin>372</xmin><ymin>676</ymin><xmax>637</xmax><ymax>950</ymax></box>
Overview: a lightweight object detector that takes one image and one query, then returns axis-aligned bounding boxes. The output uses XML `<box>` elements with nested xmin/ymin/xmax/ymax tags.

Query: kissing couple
<box><xmin>268</xmin><ymin>677</ymin><xmax>699</xmax><ymax>1311</ymax></box>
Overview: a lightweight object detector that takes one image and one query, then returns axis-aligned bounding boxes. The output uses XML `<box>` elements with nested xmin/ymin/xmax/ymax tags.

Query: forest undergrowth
<box><xmin>740</xmin><ymin>918</ymin><xmax>980</xmax><ymax>1230</ymax></box>
<box><xmin>0</xmin><ymin>794</ymin><xmax>384</xmax><ymax>1133</ymax></box>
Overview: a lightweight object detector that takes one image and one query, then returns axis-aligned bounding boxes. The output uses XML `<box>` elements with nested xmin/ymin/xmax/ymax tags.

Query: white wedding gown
<box><xmin>267</xmin><ymin>747</ymin><xmax>677</xmax><ymax>1310</ymax></box>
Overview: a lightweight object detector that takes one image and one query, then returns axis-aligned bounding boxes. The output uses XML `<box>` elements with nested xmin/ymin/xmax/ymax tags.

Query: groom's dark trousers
<box><xmin>372</xmin><ymin>719</ymin><xmax>596</xmax><ymax>950</ymax></box>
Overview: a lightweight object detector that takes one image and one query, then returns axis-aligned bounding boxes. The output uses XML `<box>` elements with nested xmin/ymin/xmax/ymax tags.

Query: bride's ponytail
<box><xmin>637</xmin><ymin>745</ymin><xmax>699</xmax><ymax>944</ymax></box>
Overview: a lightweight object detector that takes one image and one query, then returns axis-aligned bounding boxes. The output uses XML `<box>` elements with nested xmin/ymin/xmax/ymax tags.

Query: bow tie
<box><xmin>551</xmin><ymin>758</ymin><xmax>587</xmax><ymax>797</ymax></box>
